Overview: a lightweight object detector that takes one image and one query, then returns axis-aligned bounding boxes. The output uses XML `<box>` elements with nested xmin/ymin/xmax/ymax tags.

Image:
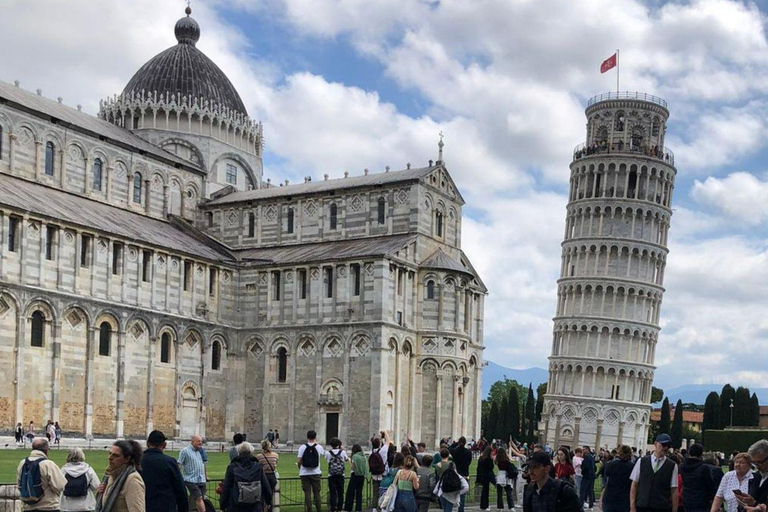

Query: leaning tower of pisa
<box><xmin>540</xmin><ymin>92</ymin><xmax>676</xmax><ymax>450</ymax></box>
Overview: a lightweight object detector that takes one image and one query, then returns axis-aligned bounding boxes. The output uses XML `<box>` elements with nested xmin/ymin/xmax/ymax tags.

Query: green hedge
<box><xmin>704</xmin><ymin>429</ymin><xmax>768</xmax><ymax>453</ymax></box>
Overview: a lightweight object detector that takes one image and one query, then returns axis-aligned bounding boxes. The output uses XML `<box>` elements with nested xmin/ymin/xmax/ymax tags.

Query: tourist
<box><xmin>475</xmin><ymin>446</ymin><xmax>495</xmax><ymax>512</ymax></box>
<box><xmin>26</xmin><ymin>421</ymin><xmax>35</xmax><ymax>443</ymax></box>
<box><xmin>600</xmin><ymin>444</ymin><xmax>633</xmax><ymax>512</ymax></box>
<box><xmin>344</xmin><ymin>444</ymin><xmax>369</xmax><ymax>512</ymax></box>
<box><xmin>17</xmin><ymin>437</ymin><xmax>67</xmax><ymax>510</ymax></box>
<box><xmin>381</xmin><ymin>453</ymin><xmax>404</xmax><ymax>501</ymax></box>
<box><xmin>256</xmin><ymin>440</ymin><xmax>279</xmax><ymax>492</ymax></box>
<box><xmin>580</xmin><ymin>446</ymin><xmax>596</xmax><ymax>509</ymax></box>
<box><xmin>740</xmin><ymin>439</ymin><xmax>768</xmax><ymax>507</ymax></box>
<box><xmin>230</xmin><ymin>433</ymin><xmax>245</xmax><ymax>462</ymax></box>
<box><xmin>392</xmin><ymin>455</ymin><xmax>420</xmax><ymax>512</ymax></box>
<box><xmin>371</xmin><ymin>430</ymin><xmax>392</xmax><ymax>506</ymax></box>
<box><xmin>521</xmin><ymin>451</ymin><xmax>580</xmax><ymax>512</ymax></box>
<box><xmin>629</xmin><ymin>433</ymin><xmax>678</xmax><ymax>512</ymax></box>
<box><xmin>140</xmin><ymin>430</ymin><xmax>188</xmax><ymax>512</ymax></box>
<box><xmin>60</xmin><ymin>447</ymin><xmax>100</xmax><ymax>512</ymax></box>
<box><xmin>554</xmin><ymin>447</ymin><xmax>575</xmax><ymax>485</ymax></box>
<box><xmin>15</xmin><ymin>422</ymin><xmax>23</xmax><ymax>446</ymax></box>
<box><xmin>297</xmin><ymin>430</ymin><xmax>324</xmax><ymax>512</ymax></box>
<box><xmin>415</xmin><ymin>454</ymin><xmax>436</xmax><ymax>512</ymax></box>
<box><xmin>178</xmin><ymin>435</ymin><xmax>209</xmax><ymax>512</ymax></box>
<box><xmin>681</xmin><ymin>443</ymin><xmax>717</xmax><ymax>512</ymax></box>
<box><xmin>435</xmin><ymin>447</ymin><xmax>461</xmax><ymax>512</ymax></box>
<box><xmin>450</xmin><ymin>437</ymin><xmax>472</xmax><ymax>512</ymax></box>
<box><xmin>274</xmin><ymin>429</ymin><xmax>280</xmax><ymax>449</ymax></box>
<box><xmin>267</xmin><ymin>429</ymin><xmax>275</xmax><ymax>445</ymax></box>
<box><xmin>54</xmin><ymin>422</ymin><xmax>62</xmax><ymax>447</ymax></box>
<box><xmin>96</xmin><ymin>440</ymin><xmax>145</xmax><ymax>512</ymax></box>
<box><xmin>326</xmin><ymin>438</ymin><xmax>348</xmax><ymax>512</ymax></box>
<box><xmin>711</xmin><ymin>452</ymin><xmax>752</xmax><ymax>512</ymax></box>
<box><xmin>220</xmin><ymin>441</ymin><xmax>272</xmax><ymax>512</ymax></box>
<box><xmin>494</xmin><ymin>448</ymin><xmax>516</xmax><ymax>510</ymax></box>
<box><xmin>572</xmin><ymin>447</ymin><xmax>583</xmax><ymax>496</ymax></box>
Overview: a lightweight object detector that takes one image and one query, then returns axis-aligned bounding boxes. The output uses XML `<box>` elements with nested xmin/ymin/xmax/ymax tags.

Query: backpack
<box><xmin>19</xmin><ymin>458</ymin><xmax>44</xmax><ymax>503</ymax></box>
<box><xmin>236</xmin><ymin>480</ymin><xmax>262</xmax><ymax>504</ymax></box>
<box><xmin>63</xmin><ymin>473</ymin><xmax>89</xmax><ymax>497</ymax></box>
<box><xmin>328</xmin><ymin>450</ymin><xmax>345</xmax><ymax>476</ymax></box>
<box><xmin>369</xmin><ymin>449</ymin><xmax>385</xmax><ymax>475</ymax></box>
<box><xmin>439</xmin><ymin>463</ymin><xmax>461</xmax><ymax>493</ymax></box>
<box><xmin>302</xmin><ymin>443</ymin><xmax>319</xmax><ymax>468</ymax></box>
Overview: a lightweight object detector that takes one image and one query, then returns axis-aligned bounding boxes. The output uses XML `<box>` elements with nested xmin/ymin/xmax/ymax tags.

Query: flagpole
<box><xmin>616</xmin><ymin>49</ymin><xmax>620</xmax><ymax>93</ymax></box>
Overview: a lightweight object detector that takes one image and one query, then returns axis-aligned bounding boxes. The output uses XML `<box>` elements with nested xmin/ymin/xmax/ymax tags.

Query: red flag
<box><xmin>601</xmin><ymin>53</ymin><xmax>617</xmax><ymax>73</ymax></box>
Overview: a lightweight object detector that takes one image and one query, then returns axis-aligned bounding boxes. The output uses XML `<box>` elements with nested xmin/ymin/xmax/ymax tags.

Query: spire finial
<box><xmin>437</xmin><ymin>131</ymin><xmax>444</xmax><ymax>163</ymax></box>
<box><xmin>185</xmin><ymin>0</ymin><xmax>192</xmax><ymax>16</ymax></box>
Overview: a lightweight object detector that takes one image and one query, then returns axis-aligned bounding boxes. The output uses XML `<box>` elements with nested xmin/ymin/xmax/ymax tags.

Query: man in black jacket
<box><xmin>523</xmin><ymin>452</ymin><xmax>581</xmax><ymax>512</ymax></box>
<box><xmin>739</xmin><ymin>439</ymin><xmax>768</xmax><ymax>509</ymax></box>
<box><xmin>140</xmin><ymin>430</ymin><xmax>189</xmax><ymax>512</ymax></box>
<box><xmin>580</xmin><ymin>446</ymin><xmax>596</xmax><ymax>509</ymax></box>
<box><xmin>680</xmin><ymin>443</ymin><xmax>716</xmax><ymax>512</ymax></box>
<box><xmin>450</xmin><ymin>437</ymin><xmax>473</xmax><ymax>512</ymax></box>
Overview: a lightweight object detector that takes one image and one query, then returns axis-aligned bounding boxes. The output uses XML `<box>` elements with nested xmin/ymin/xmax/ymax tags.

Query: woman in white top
<box><xmin>60</xmin><ymin>448</ymin><xmax>100</xmax><ymax>512</ymax></box>
<box><xmin>711</xmin><ymin>452</ymin><xmax>753</xmax><ymax>512</ymax></box>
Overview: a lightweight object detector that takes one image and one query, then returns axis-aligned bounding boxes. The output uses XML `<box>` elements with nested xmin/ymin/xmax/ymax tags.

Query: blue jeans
<box><xmin>579</xmin><ymin>478</ymin><xmax>595</xmax><ymax>508</ymax></box>
<box><xmin>394</xmin><ymin>490</ymin><xmax>417</xmax><ymax>512</ymax></box>
<box><xmin>440</xmin><ymin>496</ymin><xmax>454</xmax><ymax>512</ymax></box>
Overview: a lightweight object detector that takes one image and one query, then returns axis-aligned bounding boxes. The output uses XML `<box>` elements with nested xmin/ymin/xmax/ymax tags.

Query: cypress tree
<box><xmin>498</xmin><ymin>397</ymin><xmax>509</xmax><ymax>442</ymax></box>
<box><xmin>487</xmin><ymin>400</ymin><xmax>500</xmax><ymax>441</ymax></box>
<box><xmin>508</xmin><ymin>386</ymin><xmax>520</xmax><ymax>442</ymax></box>
<box><xmin>671</xmin><ymin>399</ymin><xmax>684</xmax><ymax>449</ymax></box>
<box><xmin>720</xmin><ymin>384</ymin><xmax>736</xmax><ymax>428</ymax></box>
<box><xmin>536</xmin><ymin>383</ymin><xmax>546</xmax><ymax>423</ymax></box>
<box><xmin>659</xmin><ymin>397</ymin><xmax>671</xmax><ymax>435</ymax></box>
<box><xmin>734</xmin><ymin>387</ymin><xmax>751</xmax><ymax>426</ymax></box>
<box><xmin>525</xmin><ymin>384</ymin><xmax>536</xmax><ymax>444</ymax></box>
<box><xmin>702</xmin><ymin>391</ymin><xmax>720</xmax><ymax>443</ymax></box>
<box><xmin>751</xmin><ymin>393</ymin><xmax>761</xmax><ymax>426</ymax></box>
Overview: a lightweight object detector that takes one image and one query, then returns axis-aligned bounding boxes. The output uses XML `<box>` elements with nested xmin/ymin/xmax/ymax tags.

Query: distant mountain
<box><xmin>482</xmin><ymin>361</ymin><xmax>548</xmax><ymax>397</ymax></box>
<box><xmin>655</xmin><ymin>384</ymin><xmax>768</xmax><ymax>406</ymax></box>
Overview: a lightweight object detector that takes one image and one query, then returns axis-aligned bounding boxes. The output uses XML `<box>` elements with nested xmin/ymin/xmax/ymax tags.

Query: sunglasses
<box><xmin>660</xmin><ymin>443</ymin><xmax>672</xmax><ymax>449</ymax></box>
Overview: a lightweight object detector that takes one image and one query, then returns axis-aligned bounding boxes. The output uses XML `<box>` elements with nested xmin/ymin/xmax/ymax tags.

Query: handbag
<box><xmin>495</xmin><ymin>470</ymin><xmax>507</xmax><ymax>486</ymax></box>
<box><xmin>459</xmin><ymin>475</ymin><xmax>469</xmax><ymax>495</ymax></box>
<box><xmin>378</xmin><ymin>483</ymin><xmax>398</xmax><ymax>511</ymax></box>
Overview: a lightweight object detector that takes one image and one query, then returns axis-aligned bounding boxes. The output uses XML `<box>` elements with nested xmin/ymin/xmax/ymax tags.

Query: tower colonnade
<box><xmin>542</xmin><ymin>92</ymin><xmax>676</xmax><ymax>450</ymax></box>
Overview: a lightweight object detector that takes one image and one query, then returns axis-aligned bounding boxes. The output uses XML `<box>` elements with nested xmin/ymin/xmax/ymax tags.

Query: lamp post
<box><xmin>730</xmin><ymin>398</ymin><xmax>734</xmax><ymax>427</ymax></box>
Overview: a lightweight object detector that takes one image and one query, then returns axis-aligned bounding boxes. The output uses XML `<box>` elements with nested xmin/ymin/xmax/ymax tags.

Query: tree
<box><xmin>751</xmin><ymin>393</ymin><xmax>761</xmax><ymax>426</ymax></box>
<box><xmin>498</xmin><ymin>397</ymin><xmax>509</xmax><ymax>441</ymax></box>
<box><xmin>487</xmin><ymin>378</ymin><xmax>526</xmax><ymax>412</ymax></box>
<box><xmin>671</xmin><ymin>399</ymin><xmax>684</xmax><ymax>449</ymax></box>
<box><xmin>719</xmin><ymin>384</ymin><xmax>736</xmax><ymax>428</ymax></box>
<box><xmin>486</xmin><ymin>401</ymin><xmax>499</xmax><ymax>441</ymax></box>
<box><xmin>508</xmin><ymin>386</ymin><xmax>520</xmax><ymax>441</ymax></box>
<box><xmin>702</xmin><ymin>391</ymin><xmax>720</xmax><ymax>443</ymax></box>
<box><xmin>525</xmin><ymin>383</ymin><xmax>536</xmax><ymax>444</ymax></box>
<box><xmin>734</xmin><ymin>387</ymin><xmax>751</xmax><ymax>426</ymax></box>
<box><xmin>536</xmin><ymin>383</ymin><xmax>547</xmax><ymax>423</ymax></box>
<box><xmin>659</xmin><ymin>397</ymin><xmax>671</xmax><ymax>435</ymax></box>
<box><xmin>651</xmin><ymin>387</ymin><xmax>664</xmax><ymax>403</ymax></box>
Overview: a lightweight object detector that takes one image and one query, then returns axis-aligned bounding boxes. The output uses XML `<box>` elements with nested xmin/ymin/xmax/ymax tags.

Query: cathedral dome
<box><xmin>122</xmin><ymin>7</ymin><xmax>248</xmax><ymax>116</ymax></box>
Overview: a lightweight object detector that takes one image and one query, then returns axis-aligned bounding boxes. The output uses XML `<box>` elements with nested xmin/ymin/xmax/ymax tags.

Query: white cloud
<box><xmin>691</xmin><ymin>172</ymin><xmax>768</xmax><ymax>224</ymax></box>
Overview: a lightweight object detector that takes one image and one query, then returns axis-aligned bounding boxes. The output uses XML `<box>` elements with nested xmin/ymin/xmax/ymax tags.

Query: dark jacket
<box><xmin>522</xmin><ymin>477</ymin><xmax>581</xmax><ymax>512</ymax></box>
<box><xmin>601</xmin><ymin>459</ymin><xmax>633</xmax><ymax>510</ymax></box>
<box><xmin>749</xmin><ymin>471</ymin><xmax>768</xmax><ymax>505</ymax></box>
<box><xmin>139</xmin><ymin>447</ymin><xmax>189</xmax><ymax>512</ymax></box>
<box><xmin>476</xmin><ymin>456</ymin><xmax>495</xmax><ymax>486</ymax></box>
<box><xmin>450</xmin><ymin>445</ymin><xmax>473</xmax><ymax>477</ymax></box>
<box><xmin>581</xmin><ymin>453</ymin><xmax>596</xmax><ymax>480</ymax></box>
<box><xmin>680</xmin><ymin>457</ymin><xmax>716</xmax><ymax>509</ymax></box>
<box><xmin>221</xmin><ymin>455</ymin><xmax>273</xmax><ymax>512</ymax></box>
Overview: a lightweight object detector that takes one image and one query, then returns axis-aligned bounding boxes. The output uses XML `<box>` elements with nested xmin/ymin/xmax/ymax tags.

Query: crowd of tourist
<box><xmin>573</xmin><ymin>140</ymin><xmax>673</xmax><ymax>164</ymax></box>
<box><xmin>13</xmin><ymin>430</ymin><xmax>768</xmax><ymax>512</ymax></box>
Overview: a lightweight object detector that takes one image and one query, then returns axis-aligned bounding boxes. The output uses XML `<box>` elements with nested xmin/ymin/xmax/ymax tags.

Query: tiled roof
<box><xmin>0</xmin><ymin>81</ymin><xmax>201</xmax><ymax>173</ymax></box>
<box><xmin>0</xmin><ymin>173</ymin><xmax>230</xmax><ymax>262</ymax></box>
<box><xmin>236</xmin><ymin>234</ymin><xmax>418</xmax><ymax>266</ymax></box>
<box><xmin>650</xmin><ymin>409</ymin><xmax>704</xmax><ymax>424</ymax></box>
<box><xmin>421</xmin><ymin>247</ymin><xmax>473</xmax><ymax>275</ymax></box>
<box><xmin>207</xmin><ymin>166</ymin><xmax>438</xmax><ymax>205</ymax></box>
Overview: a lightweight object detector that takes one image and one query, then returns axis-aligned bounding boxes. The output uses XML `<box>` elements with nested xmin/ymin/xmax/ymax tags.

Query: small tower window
<box><xmin>209</xmin><ymin>268</ymin><xmax>218</xmax><ymax>297</ymax></box>
<box><xmin>99</xmin><ymin>322</ymin><xmax>111</xmax><ymax>356</ymax></box>
<box><xmin>277</xmin><ymin>347</ymin><xmax>287</xmax><ymax>382</ymax></box>
<box><xmin>112</xmin><ymin>243</ymin><xmax>123</xmax><ymax>275</ymax></box>
<box><xmin>133</xmin><ymin>173</ymin><xmax>143</xmax><ymax>203</ymax></box>
<box><xmin>298</xmin><ymin>269</ymin><xmax>307</xmax><ymax>299</ymax></box>
<box><xmin>44</xmin><ymin>142</ymin><xmax>55</xmax><ymax>176</ymax></box>
<box><xmin>435</xmin><ymin>211</ymin><xmax>443</xmax><ymax>237</ymax></box>
<box><xmin>211</xmin><ymin>340</ymin><xmax>222</xmax><ymax>370</ymax></box>
<box><xmin>325</xmin><ymin>267</ymin><xmax>334</xmax><ymax>298</ymax></box>
<box><xmin>30</xmin><ymin>311</ymin><xmax>45</xmax><ymax>347</ymax></box>
<box><xmin>160</xmin><ymin>333</ymin><xmax>171</xmax><ymax>363</ymax></box>
<box><xmin>92</xmin><ymin>158</ymin><xmax>103</xmax><ymax>191</ymax></box>
<box><xmin>45</xmin><ymin>226</ymin><xmax>57</xmax><ymax>261</ymax></box>
<box><xmin>286</xmin><ymin>208</ymin><xmax>294</xmax><ymax>233</ymax></box>
<box><xmin>377</xmin><ymin>197</ymin><xmax>386</xmax><ymax>224</ymax></box>
<box><xmin>248</xmin><ymin>212</ymin><xmax>255</xmax><ymax>237</ymax></box>
<box><xmin>329</xmin><ymin>203</ymin><xmax>338</xmax><ymax>230</ymax></box>
<box><xmin>142</xmin><ymin>250</ymin><xmax>152</xmax><ymax>282</ymax></box>
<box><xmin>426</xmin><ymin>280</ymin><xmax>435</xmax><ymax>299</ymax></box>
<box><xmin>351</xmin><ymin>263</ymin><xmax>361</xmax><ymax>296</ymax></box>
<box><xmin>80</xmin><ymin>235</ymin><xmax>91</xmax><ymax>268</ymax></box>
<box><xmin>272</xmin><ymin>271</ymin><xmax>281</xmax><ymax>300</ymax></box>
<box><xmin>7</xmin><ymin>216</ymin><xmax>19</xmax><ymax>252</ymax></box>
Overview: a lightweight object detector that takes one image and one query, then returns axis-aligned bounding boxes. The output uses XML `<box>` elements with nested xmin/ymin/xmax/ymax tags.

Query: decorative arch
<box><xmin>159</xmin><ymin>138</ymin><xmax>205</xmax><ymax>169</ymax></box>
<box><xmin>211</xmin><ymin>152</ymin><xmax>257</xmax><ymax>189</ymax></box>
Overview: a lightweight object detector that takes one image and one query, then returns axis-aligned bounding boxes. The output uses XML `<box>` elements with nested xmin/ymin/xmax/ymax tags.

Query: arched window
<box><xmin>426</xmin><ymin>280</ymin><xmax>435</xmax><ymax>299</ymax></box>
<box><xmin>211</xmin><ymin>340</ymin><xmax>222</xmax><ymax>370</ymax></box>
<box><xmin>631</xmin><ymin>126</ymin><xmax>644</xmax><ymax>149</ymax></box>
<box><xmin>277</xmin><ymin>347</ymin><xmax>287</xmax><ymax>382</ymax></box>
<box><xmin>92</xmin><ymin>158</ymin><xmax>103</xmax><ymax>191</ymax></box>
<box><xmin>133</xmin><ymin>173</ymin><xmax>142</xmax><ymax>203</ymax></box>
<box><xmin>30</xmin><ymin>311</ymin><xmax>45</xmax><ymax>347</ymax></box>
<box><xmin>596</xmin><ymin>126</ymin><xmax>608</xmax><ymax>143</ymax></box>
<box><xmin>615</xmin><ymin>111</ymin><xmax>625</xmax><ymax>131</ymax></box>
<box><xmin>44</xmin><ymin>142</ymin><xmax>55</xmax><ymax>176</ymax></box>
<box><xmin>652</xmin><ymin>117</ymin><xmax>660</xmax><ymax>137</ymax></box>
<box><xmin>160</xmin><ymin>333</ymin><xmax>171</xmax><ymax>363</ymax></box>
<box><xmin>377</xmin><ymin>197</ymin><xmax>386</xmax><ymax>224</ymax></box>
<box><xmin>99</xmin><ymin>322</ymin><xmax>111</xmax><ymax>356</ymax></box>
<box><xmin>435</xmin><ymin>211</ymin><xmax>443</xmax><ymax>237</ymax></box>
<box><xmin>286</xmin><ymin>208</ymin><xmax>294</xmax><ymax>233</ymax></box>
<box><xmin>329</xmin><ymin>203</ymin><xmax>338</xmax><ymax>230</ymax></box>
<box><xmin>248</xmin><ymin>212</ymin><xmax>255</xmax><ymax>238</ymax></box>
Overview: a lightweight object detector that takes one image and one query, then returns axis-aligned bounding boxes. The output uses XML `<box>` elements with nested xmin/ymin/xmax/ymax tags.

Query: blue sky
<box><xmin>3</xmin><ymin>0</ymin><xmax>768</xmax><ymax>392</ymax></box>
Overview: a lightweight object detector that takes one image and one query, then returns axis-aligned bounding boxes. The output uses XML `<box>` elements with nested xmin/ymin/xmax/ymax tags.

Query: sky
<box><xmin>2</xmin><ymin>0</ymin><xmax>768</xmax><ymax>392</ymax></box>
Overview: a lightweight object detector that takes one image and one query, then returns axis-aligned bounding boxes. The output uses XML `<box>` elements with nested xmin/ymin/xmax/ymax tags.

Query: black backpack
<box><xmin>439</xmin><ymin>463</ymin><xmax>462</xmax><ymax>493</ymax></box>
<box><xmin>328</xmin><ymin>450</ymin><xmax>345</xmax><ymax>476</ymax></box>
<box><xmin>63</xmin><ymin>473</ymin><xmax>89</xmax><ymax>497</ymax></box>
<box><xmin>369</xmin><ymin>449</ymin><xmax>385</xmax><ymax>475</ymax></box>
<box><xmin>302</xmin><ymin>444</ymin><xmax>319</xmax><ymax>468</ymax></box>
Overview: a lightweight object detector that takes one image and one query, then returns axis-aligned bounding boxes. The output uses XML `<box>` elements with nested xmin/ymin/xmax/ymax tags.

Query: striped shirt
<box><xmin>716</xmin><ymin>470</ymin><xmax>753</xmax><ymax>512</ymax></box>
<box><xmin>256</xmin><ymin>451</ymin><xmax>279</xmax><ymax>474</ymax></box>
<box><xmin>178</xmin><ymin>445</ymin><xmax>206</xmax><ymax>483</ymax></box>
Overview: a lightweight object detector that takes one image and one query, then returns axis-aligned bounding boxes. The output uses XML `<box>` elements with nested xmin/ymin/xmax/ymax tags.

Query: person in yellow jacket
<box><xmin>95</xmin><ymin>440</ymin><xmax>145</xmax><ymax>512</ymax></box>
<box><xmin>16</xmin><ymin>437</ymin><xmax>67</xmax><ymax>511</ymax></box>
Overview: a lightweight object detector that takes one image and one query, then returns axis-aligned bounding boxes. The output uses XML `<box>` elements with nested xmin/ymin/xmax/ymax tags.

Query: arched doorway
<box><xmin>180</xmin><ymin>384</ymin><xmax>198</xmax><ymax>438</ymax></box>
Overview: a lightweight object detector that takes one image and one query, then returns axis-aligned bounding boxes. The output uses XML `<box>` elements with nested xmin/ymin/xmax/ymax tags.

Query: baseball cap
<box><xmin>655</xmin><ymin>433</ymin><xmax>672</xmax><ymax>445</ymax></box>
<box><xmin>526</xmin><ymin>451</ymin><xmax>552</xmax><ymax>467</ymax></box>
<box><xmin>147</xmin><ymin>430</ymin><xmax>167</xmax><ymax>445</ymax></box>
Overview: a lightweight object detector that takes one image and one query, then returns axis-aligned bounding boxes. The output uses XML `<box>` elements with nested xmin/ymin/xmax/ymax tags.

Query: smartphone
<box><xmin>732</xmin><ymin>489</ymin><xmax>744</xmax><ymax>496</ymax></box>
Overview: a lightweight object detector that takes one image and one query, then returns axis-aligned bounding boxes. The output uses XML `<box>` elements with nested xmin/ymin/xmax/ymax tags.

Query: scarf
<box><xmin>95</xmin><ymin>464</ymin><xmax>135</xmax><ymax>512</ymax></box>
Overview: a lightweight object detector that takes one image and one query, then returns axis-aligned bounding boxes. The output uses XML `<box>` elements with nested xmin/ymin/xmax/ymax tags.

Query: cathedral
<box><xmin>0</xmin><ymin>8</ymin><xmax>486</xmax><ymax>447</ymax></box>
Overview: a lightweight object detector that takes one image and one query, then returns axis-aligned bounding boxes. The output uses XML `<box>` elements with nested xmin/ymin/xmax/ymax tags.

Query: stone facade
<box><xmin>541</xmin><ymin>92</ymin><xmax>676</xmax><ymax>450</ymax></box>
<box><xmin>0</xmin><ymin>10</ymin><xmax>485</xmax><ymax>447</ymax></box>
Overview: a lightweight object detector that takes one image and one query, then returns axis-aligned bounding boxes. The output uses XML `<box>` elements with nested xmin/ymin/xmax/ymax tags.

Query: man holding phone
<box><xmin>629</xmin><ymin>433</ymin><xmax>678</xmax><ymax>512</ymax></box>
<box><xmin>737</xmin><ymin>439</ymin><xmax>768</xmax><ymax>512</ymax></box>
